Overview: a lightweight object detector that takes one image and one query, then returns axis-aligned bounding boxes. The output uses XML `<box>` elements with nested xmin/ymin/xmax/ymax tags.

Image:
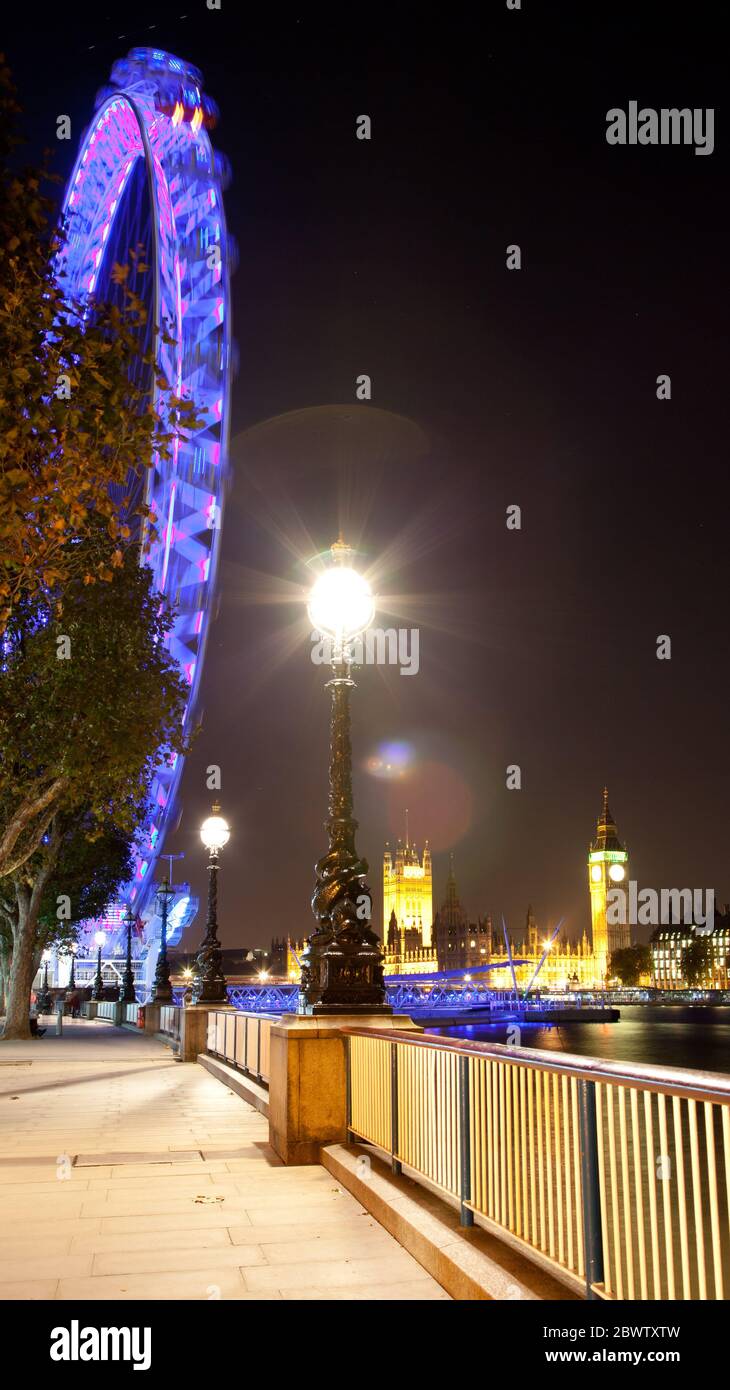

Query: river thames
<box><xmin>430</xmin><ymin>1005</ymin><xmax>730</xmax><ymax>1074</ymax></box>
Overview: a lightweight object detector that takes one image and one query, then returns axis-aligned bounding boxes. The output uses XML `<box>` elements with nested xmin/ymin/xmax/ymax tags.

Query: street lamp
<box><xmin>68</xmin><ymin>941</ymin><xmax>77</xmax><ymax>991</ymax></box>
<box><xmin>120</xmin><ymin>906</ymin><xmax>137</xmax><ymax>1005</ymax></box>
<box><xmin>37</xmin><ymin>952</ymin><xmax>53</xmax><ymax>1014</ymax></box>
<box><xmin>92</xmin><ymin>931</ymin><xmax>106</xmax><ymax>1001</ymax></box>
<box><xmin>191</xmin><ymin>805</ymin><xmax>229</xmax><ymax>1004</ymax></box>
<box><xmin>151</xmin><ymin>879</ymin><xmax>174</xmax><ymax>1004</ymax></box>
<box><xmin>301</xmin><ymin>538</ymin><xmax>389</xmax><ymax>1014</ymax></box>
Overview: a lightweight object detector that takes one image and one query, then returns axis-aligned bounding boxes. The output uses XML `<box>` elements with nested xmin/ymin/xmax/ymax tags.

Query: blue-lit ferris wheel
<box><xmin>57</xmin><ymin>49</ymin><xmax>233</xmax><ymax>918</ymax></box>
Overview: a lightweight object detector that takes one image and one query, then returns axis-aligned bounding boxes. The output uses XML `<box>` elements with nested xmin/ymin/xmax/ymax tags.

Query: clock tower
<box><xmin>588</xmin><ymin>788</ymin><xmax>629</xmax><ymax>984</ymax></box>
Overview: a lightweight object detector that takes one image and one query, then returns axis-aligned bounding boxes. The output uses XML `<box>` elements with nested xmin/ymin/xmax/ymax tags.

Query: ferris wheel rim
<box><xmin>57</xmin><ymin>49</ymin><xmax>233</xmax><ymax>920</ymax></box>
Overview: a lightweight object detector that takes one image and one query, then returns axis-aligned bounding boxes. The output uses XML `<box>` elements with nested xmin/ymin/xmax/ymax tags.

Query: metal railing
<box><xmin>158</xmin><ymin>1005</ymin><xmax>181</xmax><ymax>1040</ymax></box>
<box><xmin>123</xmin><ymin>1003</ymin><xmax>140</xmax><ymax>1024</ymax></box>
<box><xmin>343</xmin><ymin>1027</ymin><xmax>730</xmax><ymax>1301</ymax></box>
<box><xmin>206</xmin><ymin>1010</ymin><xmax>276</xmax><ymax>1087</ymax></box>
<box><xmin>94</xmin><ymin>1001</ymin><xmax>118</xmax><ymax>1021</ymax></box>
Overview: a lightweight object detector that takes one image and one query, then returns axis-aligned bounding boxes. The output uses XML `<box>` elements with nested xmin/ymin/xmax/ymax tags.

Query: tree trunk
<box><xmin>1</xmin><ymin>823</ymin><xmax>61</xmax><ymax>1040</ymax></box>
<box><xmin>2</xmin><ymin>898</ymin><xmax>34</xmax><ymax>1039</ymax></box>
<box><xmin>0</xmin><ymin>934</ymin><xmax>10</xmax><ymax>1015</ymax></box>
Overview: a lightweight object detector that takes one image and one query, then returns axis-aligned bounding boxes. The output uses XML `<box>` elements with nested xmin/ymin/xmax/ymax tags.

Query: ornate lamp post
<box><xmin>37</xmin><ymin>954</ymin><xmax>53</xmax><ymax>1014</ymax></box>
<box><xmin>92</xmin><ymin>931</ymin><xmax>106</xmax><ymax>1001</ymax></box>
<box><xmin>68</xmin><ymin>943</ymin><xmax>77</xmax><ymax>991</ymax></box>
<box><xmin>120</xmin><ymin>906</ymin><xmax>137</xmax><ymax>1004</ymax></box>
<box><xmin>301</xmin><ymin>539</ymin><xmax>389</xmax><ymax>1014</ymax></box>
<box><xmin>151</xmin><ymin>878</ymin><xmax>174</xmax><ymax>1004</ymax></box>
<box><xmin>192</xmin><ymin>807</ymin><xmax>230</xmax><ymax>1005</ymax></box>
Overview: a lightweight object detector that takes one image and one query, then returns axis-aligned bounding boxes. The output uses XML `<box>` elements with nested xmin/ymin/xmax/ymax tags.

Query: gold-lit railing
<box><xmin>343</xmin><ymin>1028</ymin><xmax>730</xmax><ymax>1300</ymax></box>
<box><xmin>206</xmin><ymin>1010</ymin><xmax>277</xmax><ymax>1086</ymax></box>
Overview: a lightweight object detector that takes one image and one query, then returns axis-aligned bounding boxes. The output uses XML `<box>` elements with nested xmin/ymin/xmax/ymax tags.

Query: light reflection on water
<box><xmin>428</xmin><ymin>1005</ymin><xmax>730</xmax><ymax>1074</ymax></box>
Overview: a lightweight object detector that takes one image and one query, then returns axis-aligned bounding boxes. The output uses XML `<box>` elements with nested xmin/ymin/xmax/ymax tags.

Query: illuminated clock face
<box><xmin>609</xmin><ymin>863</ymin><xmax>625</xmax><ymax>882</ymax></box>
<box><xmin>591</xmin><ymin>864</ymin><xmax>602</xmax><ymax>882</ymax></box>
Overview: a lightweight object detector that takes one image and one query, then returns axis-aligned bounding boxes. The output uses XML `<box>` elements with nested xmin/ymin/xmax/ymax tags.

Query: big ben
<box><xmin>588</xmin><ymin>788</ymin><xmax>630</xmax><ymax>984</ymax></box>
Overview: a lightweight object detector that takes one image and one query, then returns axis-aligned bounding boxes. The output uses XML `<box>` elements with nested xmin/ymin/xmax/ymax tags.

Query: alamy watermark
<box><xmin>606</xmin><ymin>103</ymin><xmax>714</xmax><ymax>156</ymax></box>
<box><xmin>50</xmin><ymin>1322</ymin><xmax>151</xmax><ymax>1371</ymax></box>
<box><xmin>608</xmin><ymin>882</ymin><xmax>714</xmax><ymax>932</ymax></box>
<box><xmin>311</xmin><ymin>628</ymin><xmax>419</xmax><ymax>676</ymax></box>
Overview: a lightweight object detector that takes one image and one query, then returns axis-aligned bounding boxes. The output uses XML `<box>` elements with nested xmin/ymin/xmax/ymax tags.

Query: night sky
<box><xmin>6</xmin><ymin>3</ymin><xmax>728</xmax><ymax>949</ymax></box>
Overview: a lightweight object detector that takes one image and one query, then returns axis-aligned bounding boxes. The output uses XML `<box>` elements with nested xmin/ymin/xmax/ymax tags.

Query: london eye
<box><xmin>56</xmin><ymin>48</ymin><xmax>233</xmax><ymax>939</ymax></box>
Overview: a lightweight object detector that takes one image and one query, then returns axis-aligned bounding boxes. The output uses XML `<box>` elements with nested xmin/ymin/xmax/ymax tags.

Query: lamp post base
<box><xmin>191</xmin><ymin>939</ymin><xmax>227</xmax><ymax>1006</ymax></box>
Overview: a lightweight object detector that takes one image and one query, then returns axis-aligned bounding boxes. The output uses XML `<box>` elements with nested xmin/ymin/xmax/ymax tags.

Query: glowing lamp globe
<box><xmin>201</xmin><ymin>812</ymin><xmax>230</xmax><ymax>852</ymax></box>
<box><xmin>308</xmin><ymin>550</ymin><xmax>375</xmax><ymax>649</ymax></box>
<box><xmin>94</xmin><ymin>931</ymin><xmax>106</xmax><ymax>947</ymax></box>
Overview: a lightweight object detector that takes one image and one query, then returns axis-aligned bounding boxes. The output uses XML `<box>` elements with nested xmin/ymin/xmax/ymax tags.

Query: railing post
<box><xmin>390</xmin><ymin>1042</ymin><xmax>402</xmax><ymax>1175</ymax></box>
<box><xmin>578</xmin><ymin>1078</ymin><xmax>604</xmax><ymax>1299</ymax></box>
<box><xmin>256</xmin><ymin>1018</ymin><xmax>261</xmax><ymax>1078</ymax></box>
<box><xmin>459</xmin><ymin>1054</ymin><xmax>474</xmax><ymax>1227</ymax></box>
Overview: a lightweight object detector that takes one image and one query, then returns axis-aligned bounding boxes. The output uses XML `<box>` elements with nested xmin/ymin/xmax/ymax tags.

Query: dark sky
<box><xmin>6</xmin><ymin>3</ymin><xmax>729</xmax><ymax>949</ymax></box>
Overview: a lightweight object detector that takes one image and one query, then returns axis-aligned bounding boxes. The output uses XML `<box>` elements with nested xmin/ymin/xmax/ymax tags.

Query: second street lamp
<box><xmin>68</xmin><ymin>944</ymin><xmax>77</xmax><ymax>991</ymax></box>
<box><xmin>192</xmin><ymin>806</ymin><xmax>229</xmax><ymax>1005</ymax></box>
<box><xmin>301</xmin><ymin>538</ymin><xmax>389</xmax><ymax>1014</ymax></box>
<box><xmin>120</xmin><ymin>906</ymin><xmax>137</xmax><ymax>1005</ymax></box>
<box><xmin>92</xmin><ymin>931</ymin><xmax>106</xmax><ymax>1001</ymax></box>
<box><xmin>37</xmin><ymin>955</ymin><xmax>53</xmax><ymax>1015</ymax></box>
<box><xmin>151</xmin><ymin>879</ymin><xmax>174</xmax><ymax>1004</ymax></box>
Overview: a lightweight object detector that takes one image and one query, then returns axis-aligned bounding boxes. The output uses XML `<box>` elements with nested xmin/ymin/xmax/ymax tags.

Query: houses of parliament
<box><xmin>382</xmin><ymin>789</ymin><xmax>630</xmax><ymax>989</ymax></box>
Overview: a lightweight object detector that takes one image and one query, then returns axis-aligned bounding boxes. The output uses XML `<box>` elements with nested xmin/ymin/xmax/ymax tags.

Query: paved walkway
<box><xmin>0</xmin><ymin>1019</ymin><xmax>449</xmax><ymax>1301</ymax></box>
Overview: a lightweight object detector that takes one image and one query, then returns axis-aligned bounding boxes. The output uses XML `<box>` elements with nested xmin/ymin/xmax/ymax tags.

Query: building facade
<box><xmin>651</xmin><ymin>912</ymin><xmax>730</xmax><ymax>990</ymax></box>
<box><xmin>382</xmin><ymin>790</ymin><xmax>628</xmax><ymax>989</ymax></box>
<box><xmin>383</xmin><ymin>834</ymin><xmax>433</xmax><ymax>953</ymax></box>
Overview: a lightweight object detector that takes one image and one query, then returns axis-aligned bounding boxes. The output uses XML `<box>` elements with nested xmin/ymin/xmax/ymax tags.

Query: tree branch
<box><xmin>0</xmin><ymin>779</ymin><xmax>66</xmax><ymax>879</ymax></box>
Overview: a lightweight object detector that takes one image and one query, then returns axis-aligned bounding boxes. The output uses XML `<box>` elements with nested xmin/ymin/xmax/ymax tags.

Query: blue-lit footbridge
<box><xmin>163</xmin><ymin>959</ymin><xmax>567</xmax><ymax>1019</ymax></box>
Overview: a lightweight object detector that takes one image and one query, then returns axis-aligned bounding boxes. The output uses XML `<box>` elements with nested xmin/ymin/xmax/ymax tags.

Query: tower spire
<box><xmin>405</xmin><ymin>807</ymin><xmax>409</xmax><ymax>848</ymax></box>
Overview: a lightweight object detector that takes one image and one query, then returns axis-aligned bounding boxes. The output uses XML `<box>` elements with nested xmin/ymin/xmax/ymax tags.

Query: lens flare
<box><xmin>365</xmin><ymin>740</ymin><xmax>414</xmax><ymax>779</ymax></box>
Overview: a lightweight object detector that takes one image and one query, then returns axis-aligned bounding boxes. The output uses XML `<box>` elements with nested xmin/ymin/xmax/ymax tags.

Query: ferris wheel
<box><xmin>57</xmin><ymin>48</ymin><xmax>233</xmax><ymax>915</ymax></box>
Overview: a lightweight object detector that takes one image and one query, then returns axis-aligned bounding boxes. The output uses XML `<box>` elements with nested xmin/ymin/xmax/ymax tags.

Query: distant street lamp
<box><xmin>120</xmin><ymin>906</ymin><xmax>137</xmax><ymax>1005</ymax></box>
<box><xmin>151</xmin><ymin>879</ymin><xmax>174</xmax><ymax>1004</ymax></box>
<box><xmin>37</xmin><ymin>954</ymin><xmax>53</xmax><ymax>1014</ymax></box>
<box><xmin>68</xmin><ymin>942</ymin><xmax>77</xmax><ymax>991</ymax></box>
<box><xmin>302</xmin><ymin>538</ymin><xmax>389</xmax><ymax>1014</ymax></box>
<box><xmin>192</xmin><ymin>806</ymin><xmax>230</xmax><ymax>1004</ymax></box>
<box><xmin>92</xmin><ymin>931</ymin><xmax>106</xmax><ymax>1001</ymax></box>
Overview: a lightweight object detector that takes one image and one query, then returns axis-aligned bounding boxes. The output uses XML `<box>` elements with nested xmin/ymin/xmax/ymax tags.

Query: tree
<box><xmin>0</xmin><ymin>57</ymin><xmax>195</xmax><ymax>631</ymax></box>
<box><xmin>0</xmin><ymin>532</ymin><xmax>188</xmax><ymax>881</ymax></box>
<box><xmin>681</xmin><ymin>936</ymin><xmax>714</xmax><ymax>989</ymax></box>
<box><xmin>0</xmin><ymin>812</ymin><xmax>136</xmax><ymax>1032</ymax></box>
<box><xmin>609</xmin><ymin>944</ymin><xmax>652</xmax><ymax>987</ymax></box>
<box><xmin>0</xmin><ymin>542</ymin><xmax>189</xmax><ymax>1037</ymax></box>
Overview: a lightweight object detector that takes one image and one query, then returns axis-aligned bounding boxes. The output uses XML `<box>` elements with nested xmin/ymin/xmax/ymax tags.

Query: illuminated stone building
<box><xmin>382</xmin><ymin>790</ymin><xmax>628</xmax><ymax>989</ymax></box>
<box><xmin>383</xmin><ymin>828</ymin><xmax>433</xmax><ymax>956</ymax></box>
<box><xmin>650</xmin><ymin>910</ymin><xmax>730</xmax><ymax>991</ymax></box>
<box><xmin>270</xmin><ymin>936</ymin><xmax>306</xmax><ymax>981</ymax></box>
<box><xmin>588</xmin><ymin>787</ymin><xmax>630</xmax><ymax>983</ymax></box>
<box><xmin>432</xmin><ymin>856</ymin><xmax>493</xmax><ymax>970</ymax></box>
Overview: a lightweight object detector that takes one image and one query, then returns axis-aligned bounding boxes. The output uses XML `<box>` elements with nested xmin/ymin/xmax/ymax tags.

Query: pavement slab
<box><xmin>0</xmin><ymin>1019</ymin><xmax>449</xmax><ymax>1301</ymax></box>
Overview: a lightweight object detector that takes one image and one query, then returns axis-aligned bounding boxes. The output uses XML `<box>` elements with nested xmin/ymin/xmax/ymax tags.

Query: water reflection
<box><xmin>428</xmin><ymin>1005</ymin><xmax>730</xmax><ymax>1074</ymax></box>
